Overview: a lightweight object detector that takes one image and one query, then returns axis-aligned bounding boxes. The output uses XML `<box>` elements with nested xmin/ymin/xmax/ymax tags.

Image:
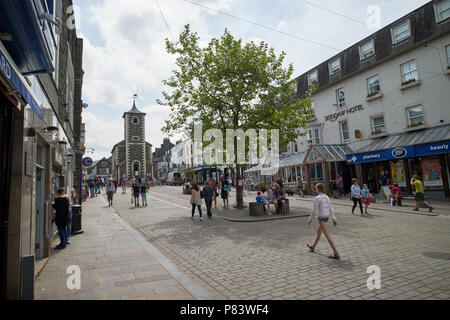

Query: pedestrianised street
<box><xmin>36</xmin><ymin>187</ymin><xmax>450</xmax><ymax>300</ymax></box>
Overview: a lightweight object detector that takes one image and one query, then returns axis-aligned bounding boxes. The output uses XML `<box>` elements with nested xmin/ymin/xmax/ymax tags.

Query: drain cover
<box><xmin>423</xmin><ymin>252</ymin><xmax>450</xmax><ymax>260</ymax></box>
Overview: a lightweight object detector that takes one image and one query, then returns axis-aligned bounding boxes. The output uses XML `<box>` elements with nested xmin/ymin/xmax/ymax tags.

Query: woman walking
<box><xmin>190</xmin><ymin>183</ymin><xmax>203</xmax><ymax>221</ymax></box>
<box><xmin>351</xmin><ymin>178</ymin><xmax>364</xmax><ymax>215</ymax></box>
<box><xmin>106</xmin><ymin>178</ymin><xmax>115</xmax><ymax>207</ymax></box>
<box><xmin>306</xmin><ymin>183</ymin><xmax>339</xmax><ymax>259</ymax></box>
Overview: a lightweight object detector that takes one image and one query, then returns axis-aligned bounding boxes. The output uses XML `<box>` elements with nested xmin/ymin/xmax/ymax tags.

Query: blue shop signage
<box><xmin>347</xmin><ymin>141</ymin><xmax>450</xmax><ymax>164</ymax></box>
<box><xmin>0</xmin><ymin>47</ymin><xmax>42</xmax><ymax>119</ymax></box>
<box><xmin>347</xmin><ymin>146</ymin><xmax>414</xmax><ymax>164</ymax></box>
<box><xmin>415</xmin><ymin>141</ymin><xmax>450</xmax><ymax>157</ymax></box>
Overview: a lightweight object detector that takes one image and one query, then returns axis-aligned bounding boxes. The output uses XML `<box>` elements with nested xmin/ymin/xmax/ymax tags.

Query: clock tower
<box><xmin>123</xmin><ymin>98</ymin><xmax>147</xmax><ymax>178</ymax></box>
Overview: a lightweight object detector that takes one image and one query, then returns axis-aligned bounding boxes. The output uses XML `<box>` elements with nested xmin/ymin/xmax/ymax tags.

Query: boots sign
<box><xmin>325</xmin><ymin>105</ymin><xmax>364</xmax><ymax>122</ymax></box>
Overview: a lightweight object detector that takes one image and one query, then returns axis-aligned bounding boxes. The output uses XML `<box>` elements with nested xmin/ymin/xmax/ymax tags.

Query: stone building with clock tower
<box><xmin>111</xmin><ymin>99</ymin><xmax>153</xmax><ymax>180</ymax></box>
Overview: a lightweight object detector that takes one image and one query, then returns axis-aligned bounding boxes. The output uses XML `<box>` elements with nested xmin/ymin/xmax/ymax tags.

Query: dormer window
<box><xmin>329</xmin><ymin>58</ymin><xmax>341</xmax><ymax>76</ymax></box>
<box><xmin>435</xmin><ymin>0</ymin><xmax>450</xmax><ymax>23</ymax></box>
<box><xmin>132</xmin><ymin>117</ymin><xmax>139</xmax><ymax>124</ymax></box>
<box><xmin>391</xmin><ymin>20</ymin><xmax>411</xmax><ymax>44</ymax></box>
<box><xmin>359</xmin><ymin>40</ymin><xmax>375</xmax><ymax>60</ymax></box>
<box><xmin>307</xmin><ymin>70</ymin><xmax>318</xmax><ymax>87</ymax></box>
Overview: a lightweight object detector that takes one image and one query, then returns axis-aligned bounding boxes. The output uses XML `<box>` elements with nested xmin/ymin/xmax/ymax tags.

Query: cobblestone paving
<box><xmin>112</xmin><ymin>186</ymin><xmax>450</xmax><ymax>300</ymax></box>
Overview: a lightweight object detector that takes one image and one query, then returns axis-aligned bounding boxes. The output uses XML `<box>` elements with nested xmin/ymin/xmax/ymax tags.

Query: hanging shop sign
<box><xmin>82</xmin><ymin>157</ymin><xmax>93</xmax><ymax>167</ymax></box>
<box><xmin>325</xmin><ymin>105</ymin><xmax>364</xmax><ymax>122</ymax></box>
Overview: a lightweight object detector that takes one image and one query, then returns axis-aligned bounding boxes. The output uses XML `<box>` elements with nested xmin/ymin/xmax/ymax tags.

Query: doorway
<box><xmin>35</xmin><ymin>144</ymin><xmax>46</xmax><ymax>259</ymax></box>
<box><xmin>0</xmin><ymin>96</ymin><xmax>14</xmax><ymax>299</ymax></box>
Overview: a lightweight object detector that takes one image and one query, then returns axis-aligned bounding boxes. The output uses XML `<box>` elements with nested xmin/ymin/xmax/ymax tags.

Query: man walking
<box><xmin>411</xmin><ymin>175</ymin><xmax>433</xmax><ymax>212</ymax></box>
<box><xmin>202</xmin><ymin>180</ymin><xmax>214</xmax><ymax>218</ymax></box>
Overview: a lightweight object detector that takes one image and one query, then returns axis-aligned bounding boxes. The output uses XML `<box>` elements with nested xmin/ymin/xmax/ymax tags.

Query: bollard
<box><xmin>71</xmin><ymin>205</ymin><xmax>84</xmax><ymax>235</ymax></box>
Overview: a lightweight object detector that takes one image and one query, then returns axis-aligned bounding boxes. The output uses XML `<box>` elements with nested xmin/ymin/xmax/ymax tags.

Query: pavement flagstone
<box><xmin>35</xmin><ymin>195</ymin><xmax>214</xmax><ymax>300</ymax></box>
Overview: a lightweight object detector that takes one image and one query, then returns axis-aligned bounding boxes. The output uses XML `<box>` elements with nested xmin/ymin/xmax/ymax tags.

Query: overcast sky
<box><xmin>73</xmin><ymin>0</ymin><xmax>430</xmax><ymax>161</ymax></box>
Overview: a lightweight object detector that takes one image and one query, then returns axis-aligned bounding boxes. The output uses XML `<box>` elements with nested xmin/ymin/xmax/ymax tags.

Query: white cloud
<box><xmin>77</xmin><ymin>0</ymin><xmax>430</xmax><ymax>161</ymax></box>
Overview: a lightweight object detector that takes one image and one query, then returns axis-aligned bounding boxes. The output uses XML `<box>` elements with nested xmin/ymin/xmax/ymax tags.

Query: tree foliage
<box><xmin>158</xmin><ymin>25</ymin><xmax>315</xmax><ymax>208</ymax></box>
<box><xmin>159</xmin><ymin>24</ymin><xmax>314</xmax><ymax>148</ymax></box>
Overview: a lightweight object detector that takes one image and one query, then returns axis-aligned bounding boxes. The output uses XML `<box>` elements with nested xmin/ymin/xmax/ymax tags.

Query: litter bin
<box><xmin>71</xmin><ymin>205</ymin><xmax>84</xmax><ymax>235</ymax></box>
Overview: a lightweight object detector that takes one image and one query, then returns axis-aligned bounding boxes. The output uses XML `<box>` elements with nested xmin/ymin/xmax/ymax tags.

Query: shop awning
<box><xmin>279</xmin><ymin>151</ymin><xmax>307</xmax><ymax>168</ymax></box>
<box><xmin>244</xmin><ymin>163</ymin><xmax>262</xmax><ymax>174</ymax></box>
<box><xmin>347</xmin><ymin>124</ymin><xmax>450</xmax><ymax>164</ymax></box>
<box><xmin>0</xmin><ymin>45</ymin><xmax>42</xmax><ymax>119</ymax></box>
<box><xmin>306</xmin><ymin>144</ymin><xmax>352</xmax><ymax>163</ymax></box>
<box><xmin>0</xmin><ymin>0</ymin><xmax>56</xmax><ymax>75</ymax></box>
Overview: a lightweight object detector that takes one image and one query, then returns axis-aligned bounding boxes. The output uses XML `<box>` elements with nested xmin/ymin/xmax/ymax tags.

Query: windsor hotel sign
<box><xmin>325</xmin><ymin>105</ymin><xmax>364</xmax><ymax>122</ymax></box>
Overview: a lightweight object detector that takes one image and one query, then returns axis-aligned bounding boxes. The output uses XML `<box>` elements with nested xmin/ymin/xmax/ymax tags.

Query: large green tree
<box><xmin>159</xmin><ymin>25</ymin><xmax>314</xmax><ymax>208</ymax></box>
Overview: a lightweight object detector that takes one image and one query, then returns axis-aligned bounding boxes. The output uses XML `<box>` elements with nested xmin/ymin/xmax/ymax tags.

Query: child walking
<box><xmin>141</xmin><ymin>180</ymin><xmax>148</xmax><ymax>207</ymax></box>
<box><xmin>362</xmin><ymin>184</ymin><xmax>371</xmax><ymax>215</ymax></box>
<box><xmin>306</xmin><ymin>183</ymin><xmax>340</xmax><ymax>259</ymax></box>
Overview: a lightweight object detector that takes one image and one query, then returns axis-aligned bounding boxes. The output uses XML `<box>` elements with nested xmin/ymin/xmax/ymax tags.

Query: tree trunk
<box><xmin>234</xmin><ymin>134</ymin><xmax>244</xmax><ymax>209</ymax></box>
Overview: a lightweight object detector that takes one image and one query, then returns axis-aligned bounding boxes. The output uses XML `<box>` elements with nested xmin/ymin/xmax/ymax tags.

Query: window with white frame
<box><xmin>336</xmin><ymin>87</ymin><xmax>345</xmax><ymax>108</ymax></box>
<box><xmin>340</xmin><ymin>120</ymin><xmax>349</xmax><ymax>143</ymax></box>
<box><xmin>400</xmin><ymin>60</ymin><xmax>418</xmax><ymax>83</ymax></box>
<box><xmin>132</xmin><ymin>136</ymin><xmax>140</xmax><ymax>142</ymax></box>
<box><xmin>308</xmin><ymin>70</ymin><xmax>318</xmax><ymax>87</ymax></box>
<box><xmin>360</xmin><ymin>40</ymin><xmax>375</xmax><ymax>60</ymax></box>
<box><xmin>367</xmin><ymin>75</ymin><xmax>380</xmax><ymax>95</ymax></box>
<box><xmin>329</xmin><ymin>58</ymin><xmax>341</xmax><ymax>76</ymax></box>
<box><xmin>435</xmin><ymin>0</ymin><xmax>450</xmax><ymax>23</ymax></box>
<box><xmin>307</xmin><ymin>99</ymin><xmax>315</xmax><ymax>111</ymax></box>
<box><xmin>446</xmin><ymin>45</ymin><xmax>450</xmax><ymax>66</ymax></box>
<box><xmin>314</xmin><ymin>128</ymin><xmax>320</xmax><ymax>145</ymax></box>
<box><xmin>306</xmin><ymin>130</ymin><xmax>313</xmax><ymax>146</ymax></box>
<box><xmin>371</xmin><ymin>115</ymin><xmax>385</xmax><ymax>134</ymax></box>
<box><xmin>392</xmin><ymin>20</ymin><xmax>411</xmax><ymax>44</ymax></box>
<box><xmin>407</xmin><ymin>106</ymin><xmax>424</xmax><ymax>126</ymax></box>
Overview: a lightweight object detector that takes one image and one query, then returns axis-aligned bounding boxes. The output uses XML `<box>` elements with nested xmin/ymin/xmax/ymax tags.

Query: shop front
<box><xmin>277</xmin><ymin>151</ymin><xmax>306</xmax><ymax>184</ymax></box>
<box><xmin>347</xmin><ymin>126</ymin><xmax>450</xmax><ymax>200</ymax></box>
<box><xmin>303</xmin><ymin>144</ymin><xmax>352</xmax><ymax>196</ymax></box>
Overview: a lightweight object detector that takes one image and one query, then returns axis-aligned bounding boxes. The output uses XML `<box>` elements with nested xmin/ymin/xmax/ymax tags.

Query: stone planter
<box><xmin>249</xmin><ymin>202</ymin><xmax>265</xmax><ymax>216</ymax></box>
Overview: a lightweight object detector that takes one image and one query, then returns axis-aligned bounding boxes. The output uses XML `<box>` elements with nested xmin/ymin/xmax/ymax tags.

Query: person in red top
<box><xmin>389</xmin><ymin>184</ymin><xmax>403</xmax><ymax>206</ymax></box>
<box><xmin>113</xmin><ymin>179</ymin><xmax>118</xmax><ymax>193</ymax></box>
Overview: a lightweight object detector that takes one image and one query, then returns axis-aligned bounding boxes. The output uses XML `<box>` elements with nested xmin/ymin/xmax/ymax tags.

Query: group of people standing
<box><xmin>86</xmin><ymin>176</ymin><xmax>118</xmax><ymax>199</ymax></box>
<box><xmin>350</xmin><ymin>174</ymin><xmax>433</xmax><ymax>214</ymax></box>
<box><xmin>190</xmin><ymin>178</ymin><xmax>223</xmax><ymax>220</ymax></box>
<box><xmin>130</xmin><ymin>178</ymin><xmax>150</xmax><ymax>207</ymax></box>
